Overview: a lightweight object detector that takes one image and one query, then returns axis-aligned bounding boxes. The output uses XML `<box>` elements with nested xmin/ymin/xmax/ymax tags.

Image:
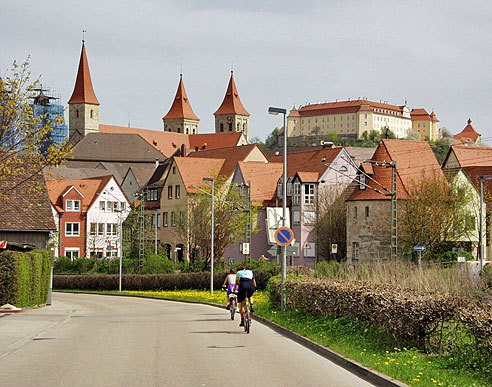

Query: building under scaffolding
<box><xmin>33</xmin><ymin>87</ymin><xmax>68</xmax><ymax>152</ymax></box>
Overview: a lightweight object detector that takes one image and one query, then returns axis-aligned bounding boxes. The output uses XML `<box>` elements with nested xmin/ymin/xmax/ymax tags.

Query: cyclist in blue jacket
<box><xmin>234</xmin><ymin>265</ymin><xmax>256</xmax><ymax>327</ymax></box>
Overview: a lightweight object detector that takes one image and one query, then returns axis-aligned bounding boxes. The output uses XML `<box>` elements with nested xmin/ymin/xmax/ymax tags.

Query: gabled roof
<box><xmin>348</xmin><ymin>139</ymin><xmax>443</xmax><ymax>201</ymax></box>
<box><xmin>174</xmin><ymin>157</ymin><xmax>225</xmax><ymax>193</ymax></box>
<box><xmin>453</xmin><ymin>119</ymin><xmax>480</xmax><ymax>144</ymax></box>
<box><xmin>0</xmin><ymin>170</ymin><xmax>55</xmax><ymax>232</ymax></box>
<box><xmin>46</xmin><ymin>176</ymin><xmax>113</xmax><ymax>213</ymax></box>
<box><xmin>188</xmin><ymin>143</ymin><xmax>265</xmax><ymax>178</ymax></box>
<box><xmin>99</xmin><ymin>124</ymin><xmax>243</xmax><ymax>157</ymax></box>
<box><xmin>163</xmin><ymin>76</ymin><xmax>199</xmax><ymax>121</ymax></box>
<box><xmin>69</xmin><ymin>132</ymin><xmax>167</xmax><ymax>162</ymax></box>
<box><xmin>446</xmin><ymin>144</ymin><xmax>492</xmax><ymax>167</ymax></box>
<box><xmin>295</xmin><ymin>172</ymin><xmax>319</xmax><ymax>183</ymax></box>
<box><xmin>270</xmin><ymin>147</ymin><xmax>345</xmax><ymax>180</ymax></box>
<box><xmin>461</xmin><ymin>166</ymin><xmax>492</xmax><ymax>207</ymax></box>
<box><xmin>411</xmin><ymin>108</ymin><xmax>438</xmax><ymax>121</ymax></box>
<box><xmin>235</xmin><ymin>161</ymin><xmax>283</xmax><ymax>204</ymax></box>
<box><xmin>68</xmin><ymin>43</ymin><xmax>100</xmax><ymax>105</ymax></box>
<box><xmin>214</xmin><ymin>72</ymin><xmax>249</xmax><ymax>116</ymax></box>
<box><xmin>287</xmin><ymin>106</ymin><xmax>300</xmax><ymax>118</ymax></box>
<box><xmin>295</xmin><ymin>99</ymin><xmax>405</xmax><ymax>117</ymax></box>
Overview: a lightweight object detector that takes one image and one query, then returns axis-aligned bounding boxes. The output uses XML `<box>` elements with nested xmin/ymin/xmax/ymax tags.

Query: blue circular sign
<box><xmin>275</xmin><ymin>227</ymin><xmax>294</xmax><ymax>246</ymax></box>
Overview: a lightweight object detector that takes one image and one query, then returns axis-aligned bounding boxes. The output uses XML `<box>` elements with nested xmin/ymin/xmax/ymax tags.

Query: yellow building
<box><xmin>286</xmin><ymin>99</ymin><xmax>439</xmax><ymax>141</ymax></box>
<box><xmin>410</xmin><ymin>109</ymin><xmax>440</xmax><ymax>141</ymax></box>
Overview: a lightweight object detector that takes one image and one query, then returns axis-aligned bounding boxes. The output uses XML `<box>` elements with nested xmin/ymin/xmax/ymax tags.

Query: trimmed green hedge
<box><xmin>53</xmin><ymin>268</ymin><xmax>278</xmax><ymax>292</ymax></box>
<box><xmin>0</xmin><ymin>249</ymin><xmax>53</xmax><ymax>307</ymax></box>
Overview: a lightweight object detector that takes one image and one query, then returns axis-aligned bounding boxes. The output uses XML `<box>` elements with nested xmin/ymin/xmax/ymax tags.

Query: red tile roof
<box><xmin>68</xmin><ymin>44</ymin><xmax>100</xmax><ymax>105</ymax></box>
<box><xmin>163</xmin><ymin>76</ymin><xmax>199</xmax><ymax>121</ymax></box>
<box><xmin>188</xmin><ymin>143</ymin><xmax>265</xmax><ymax>178</ymax></box>
<box><xmin>236</xmin><ymin>161</ymin><xmax>283</xmax><ymax>204</ymax></box>
<box><xmin>410</xmin><ymin>108</ymin><xmax>438</xmax><ymax>122</ymax></box>
<box><xmin>448</xmin><ymin>144</ymin><xmax>492</xmax><ymax>167</ymax></box>
<box><xmin>453</xmin><ymin>119</ymin><xmax>480</xmax><ymax>144</ymax></box>
<box><xmin>462</xmin><ymin>166</ymin><xmax>492</xmax><ymax>207</ymax></box>
<box><xmin>296</xmin><ymin>99</ymin><xmax>405</xmax><ymax>117</ymax></box>
<box><xmin>288</xmin><ymin>107</ymin><xmax>300</xmax><ymax>118</ymax></box>
<box><xmin>214</xmin><ymin>72</ymin><xmax>249</xmax><ymax>116</ymax></box>
<box><xmin>99</xmin><ymin>125</ymin><xmax>243</xmax><ymax>158</ymax></box>
<box><xmin>270</xmin><ymin>147</ymin><xmax>345</xmax><ymax>180</ymax></box>
<box><xmin>46</xmin><ymin>176</ymin><xmax>112</xmax><ymax>213</ymax></box>
<box><xmin>348</xmin><ymin>139</ymin><xmax>443</xmax><ymax>201</ymax></box>
<box><xmin>174</xmin><ymin>158</ymin><xmax>225</xmax><ymax>193</ymax></box>
<box><xmin>296</xmin><ymin>172</ymin><xmax>319</xmax><ymax>183</ymax></box>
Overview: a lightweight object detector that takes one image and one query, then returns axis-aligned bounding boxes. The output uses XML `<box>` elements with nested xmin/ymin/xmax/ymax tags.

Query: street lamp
<box><xmin>203</xmin><ymin>177</ymin><xmax>215</xmax><ymax>294</ymax></box>
<box><xmin>478</xmin><ymin>175</ymin><xmax>492</xmax><ymax>270</ymax></box>
<box><xmin>268</xmin><ymin>106</ymin><xmax>287</xmax><ymax>312</ymax></box>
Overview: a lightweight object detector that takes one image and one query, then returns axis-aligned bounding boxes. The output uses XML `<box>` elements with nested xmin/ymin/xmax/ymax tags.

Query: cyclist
<box><xmin>222</xmin><ymin>269</ymin><xmax>237</xmax><ymax>310</ymax></box>
<box><xmin>233</xmin><ymin>265</ymin><xmax>256</xmax><ymax>327</ymax></box>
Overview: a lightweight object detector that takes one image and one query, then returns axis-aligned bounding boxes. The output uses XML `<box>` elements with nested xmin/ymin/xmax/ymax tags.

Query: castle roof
<box><xmin>411</xmin><ymin>108</ymin><xmax>439</xmax><ymax>122</ymax></box>
<box><xmin>214</xmin><ymin>72</ymin><xmax>249</xmax><ymax>116</ymax></box>
<box><xmin>453</xmin><ymin>119</ymin><xmax>481</xmax><ymax>144</ymax></box>
<box><xmin>163</xmin><ymin>76</ymin><xmax>199</xmax><ymax>121</ymax></box>
<box><xmin>68</xmin><ymin>43</ymin><xmax>100</xmax><ymax>105</ymax></box>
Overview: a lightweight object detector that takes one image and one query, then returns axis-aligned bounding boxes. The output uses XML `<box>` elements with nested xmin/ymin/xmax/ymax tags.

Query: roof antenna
<box><xmin>82</xmin><ymin>29</ymin><xmax>86</xmax><ymax>45</ymax></box>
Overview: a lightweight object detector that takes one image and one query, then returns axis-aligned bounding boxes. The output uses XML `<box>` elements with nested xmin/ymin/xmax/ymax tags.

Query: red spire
<box><xmin>163</xmin><ymin>75</ymin><xmax>199</xmax><ymax>120</ymax></box>
<box><xmin>214</xmin><ymin>72</ymin><xmax>250</xmax><ymax>116</ymax></box>
<box><xmin>68</xmin><ymin>43</ymin><xmax>100</xmax><ymax>105</ymax></box>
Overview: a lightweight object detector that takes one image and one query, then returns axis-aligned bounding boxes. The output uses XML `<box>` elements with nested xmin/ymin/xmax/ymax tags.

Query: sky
<box><xmin>2</xmin><ymin>0</ymin><xmax>491</xmax><ymax>143</ymax></box>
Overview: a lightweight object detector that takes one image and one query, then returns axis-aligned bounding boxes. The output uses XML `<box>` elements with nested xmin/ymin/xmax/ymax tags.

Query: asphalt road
<box><xmin>0</xmin><ymin>293</ymin><xmax>374</xmax><ymax>387</ymax></box>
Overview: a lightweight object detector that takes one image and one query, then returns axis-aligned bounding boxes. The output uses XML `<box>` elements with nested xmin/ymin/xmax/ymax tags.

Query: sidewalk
<box><xmin>0</xmin><ymin>298</ymin><xmax>75</xmax><ymax>358</ymax></box>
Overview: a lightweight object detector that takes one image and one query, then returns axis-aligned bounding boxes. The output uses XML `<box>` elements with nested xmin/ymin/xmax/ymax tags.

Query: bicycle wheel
<box><xmin>230</xmin><ymin>300</ymin><xmax>235</xmax><ymax>320</ymax></box>
<box><xmin>244</xmin><ymin>306</ymin><xmax>250</xmax><ymax>333</ymax></box>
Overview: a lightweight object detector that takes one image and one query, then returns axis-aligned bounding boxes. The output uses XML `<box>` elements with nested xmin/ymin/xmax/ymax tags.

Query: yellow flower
<box><xmin>384</xmin><ymin>362</ymin><xmax>389</xmax><ymax>365</ymax></box>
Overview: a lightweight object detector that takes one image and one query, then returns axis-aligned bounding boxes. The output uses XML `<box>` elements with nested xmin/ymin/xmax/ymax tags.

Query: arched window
<box><xmin>185</xmin><ymin>128</ymin><xmax>189</xmax><ymax>134</ymax></box>
<box><xmin>236</xmin><ymin>122</ymin><xmax>240</xmax><ymax>131</ymax></box>
<box><xmin>90</xmin><ymin>110</ymin><xmax>93</xmax><ymax>119</ymax></box>
<box><xmin>220</xmin><ymin>123</ymin><xmax>224</xmax><ymax>132</ymax></box>
<box><xmin>76</xmin><ymin>110</ymin><xmax>79</xmax><ymax>118</ymax></box>
<box><xmin>228</xmin><ymin>123</ymin><xmax>232</xmax><ymax>131</ymax></box>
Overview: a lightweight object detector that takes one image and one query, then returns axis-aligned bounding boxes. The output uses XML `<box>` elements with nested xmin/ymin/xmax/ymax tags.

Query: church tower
<box><xmin>214</xmin><ymin>71</ymin><xmax>250</xmax><ymax>140</ymax></box>
<box><xmin>162</xmin><ymin>75</ymin><xmax>199</xmax><ymax>134</ymax></box>
<box><xmin>68</xmin><ymin>42</ymin><xmax>100</xmax><ymax>143</ymax></box>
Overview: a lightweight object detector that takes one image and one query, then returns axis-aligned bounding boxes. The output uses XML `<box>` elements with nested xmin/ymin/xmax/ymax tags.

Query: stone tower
<box><xmin>214</xmin><ymin>71</ymin><xmax>250</xmax><ymax>140</ymax></box>
<box><xmin>162</xmin><ymin>75</ymin><xmax>199</xmax><ymax>134</ymax></box>
<box><xmin>68</xmin><ymin>42</ymin><xmax>100</xmax><ymax>143</ymax></box>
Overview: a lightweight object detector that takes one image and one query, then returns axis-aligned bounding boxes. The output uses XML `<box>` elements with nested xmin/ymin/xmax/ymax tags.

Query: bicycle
<box><xmin>228</xmin><ymin>293</ymin><xmax>238</xmax><ymax>320</ymax></box>
<box><xmin>243</xmin><ymin>299</ymin><xmax>252</xmax><ymax>334</ymax></box>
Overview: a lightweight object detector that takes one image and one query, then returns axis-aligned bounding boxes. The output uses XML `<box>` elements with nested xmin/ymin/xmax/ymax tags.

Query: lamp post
<box><xmin>478</xmin><ymin>175</ymin><xmax>492</xmax><ymax>270</ymax></box>
<box><xmin>268</xmin><ymin>106</ymin><xmax>287</xmax><ymax>311</ymax></box>
<box><xmin>203</xmin><ymin>177</ymin><xmax>215</xmax><ymax>294</ymax></box>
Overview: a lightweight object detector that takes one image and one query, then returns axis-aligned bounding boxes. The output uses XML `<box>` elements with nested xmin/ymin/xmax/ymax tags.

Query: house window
<box><xmin>286</xmin><ymin>180</ymin><xmax>293</xmax><ymax>196</ymax></box>
<box><xmin>277</xmin><ymin>179</ymin><xmax>283</xmax><ymax>197</ymax></box>
<box><xmin>76</xmin><ymin>110</ymin><xmax>79</xmax><ymax>118</ymax></box>
<box><xmin>90</xmin><ymin>110</ymin><xmax>93</xmax><ymax>119</ymax></box>
<box><xmin>120</xmin><ymin>202</ymin><xmax>126</xmax><ymax>212</ymax></box>
<box><xmin>98</xmin><ymin>223</ymin><xmax>104</xmax><ymax>236</ymax></box>
<box><xmin>303</xmin><ymin>210</ymin><xmax>316</xmax><ymax>225</ymax></box>
<box><xmin>99</xmin><ymin>201</ymin><xmax>106</xmax><ymax>211</ymax></box>
<box><xmin>175</xmin><ymin>185</ymin><xmax>180</xmax><ymax>199</ymax></box>
<box><xmin>171</xmin><ymin>212</ymin><xmax>176</xmax><ymax>227</ymax></box>
<box><xmin>352</xmin><ymin>242</ymin><xmax>360</xmax><ymax>260</ymax></box>
<box><xmin>112</xmin><ymin>202</ymin><xmax>119</xmax><ymax>212</ymax></box>
<box><xmin>66</xmin><ymin>200</ymin><xmax>80</xmax><ymax>212</ymax></box>
<box><xmin>65</xmin><ymin>222</ymin><xmax>80</xmax><ymax>237</ymax></box>
<box><xmin>229</xmin><ymin>123</ymin><xmax>232</xmax><ymax>131</ymax></box>
<box><xmin>153</xmin><ymin>213</ymin><xmax>161</xmax><ymax>227</ymax></box>
<box><xmin>173</xmin><ymin>166</ymin><xmax>176</xmax><ymax>174</ymax></box>
<box><xmin>359</xmin><ymin>174</ymin><xmax>366</xmax><ymax>190</ymax></box>
<box><xmin>168</xmin><ymin>186</ymin><xmax>173</xmax><ymax>199</ymax></box>
<box><xmin>365</xmin><ymin>206</ymin><xmax>369</xmax><ymax>217</ymax></box>
<box><xmin>340</xmin><ymin>165</ymin><xmax>348</xmax><ymax>172</ymax></box>
<box><xmin>293</xmin><ymin>210</ymin><xmax>301</xmax><ymax>224</ymax></box>
<box><xmin>106</xmin><ymin>201</ymin><xmax>112</xmax><ymax>211</ymax></box>
<box><xmin>220</xmin><ymin>123</ymin><xmax>224</xmax><ymax>132</ymax></box>
<box><xmin>354</xmin><ymin>206</ymin><xmax>357</xmax><ymax>218</ymax></box>
<box><xmin>303</xmin><ymin>184</ymin><xmax>315</xmax><ymax>205</ymax></box>
<box><xmin>163</xmin><ymin>212</ymin><xmax>168</xmax><ymax>227</ymax></box>
<box><xmin>65</xmin><ymin>248</ymin><xmax>79</xmax><ymax>261</ymax></box>
<box><xmin>179</xmin><ymin>211</ymin><xmax>185</xmax><ymax>225</ymax></box>
<box><xmin>293</xmin><ymin>182</ymin><xmax>301</xmax><ymax>205</ymax></box>
<box><xmin>106</xmin><ymin>223</ymin><xmax>117</xmax><ymax>237</ymax></box>
<box><xmin>90</xmin><ymin>223</ymin><xmax>96</xmax><ymax>235</ymax></box>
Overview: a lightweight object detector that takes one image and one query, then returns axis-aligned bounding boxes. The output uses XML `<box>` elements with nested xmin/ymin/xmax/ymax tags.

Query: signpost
<box><xmin>414</xmin><ymin>246</ymin><xmax>426</xmax><ymax>290</ymax></box>
<box><xmin>331</xmin><ymin>244</ymin><xmax>338</xmax><ymax>254</ymax></box>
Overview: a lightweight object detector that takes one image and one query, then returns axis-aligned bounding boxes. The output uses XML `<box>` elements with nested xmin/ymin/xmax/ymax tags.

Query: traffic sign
<box><xmin>275</xmin><ymin>227</ymin><xmax>294</xmax><ymax>246</ymax></box>
<box><xmin>331</xmin><ymin>244</ymin><xmax>338</xmax><ymax>254</ymax></box>
<box><xmin>413</xmin><ymin>246</ymin><xmax>426</xmax><ymax>252</ymax></box>
<box><xmin>303</xmin><ymin>241</ymin><xmax>311</xmax><ymax>250</ymax></box>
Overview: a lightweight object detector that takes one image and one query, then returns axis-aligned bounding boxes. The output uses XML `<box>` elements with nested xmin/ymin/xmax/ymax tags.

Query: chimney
<box><xmin>180</xmin><ymin>144</ymin><xmax>186</xmax><ymax>157</ymax></box>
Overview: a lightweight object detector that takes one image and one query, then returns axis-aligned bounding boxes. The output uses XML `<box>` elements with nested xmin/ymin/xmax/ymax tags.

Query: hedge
<box><xmin>53</xmin><ymin>268</ymin><xmax>278</xmax><ymax>292</ymax></box>
<box><xmin>268</xmin><ymin>277</ymin><xmax>492</xmax><ymax>355</ymax></box>
<box><xmin>0</xmin><ymin>249</ymin><xmax>53</xmax><ymax>307</ymax></box>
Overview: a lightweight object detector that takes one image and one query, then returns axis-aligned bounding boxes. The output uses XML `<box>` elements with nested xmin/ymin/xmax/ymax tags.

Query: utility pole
<box><xmin>138</xmin><ymin>190</ymin><xmax>146</xmax><ymax>267</ymax></box>
<box><xmin>390</xmin><ymin>161</ymin><xmax>398</xmax><ymax>260</ymax></box>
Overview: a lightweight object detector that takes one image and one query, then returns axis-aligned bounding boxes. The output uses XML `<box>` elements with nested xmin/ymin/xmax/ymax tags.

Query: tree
<box><xmin>314</xmin><ymin>185</ymin><xmax>351</xmax><ymax>261</ymax></box>
<box><xmin>0</xmin><ymin>58</ymin><xmax>71</xmax><ymax>201</ymax></box>
<box><xmin>381</xmin><ymin>126</ymin><xmax>396</xmax><ymax>139</ymax></box>
<box><xmin>398</xmin><ymin>172</ymin><xmax>474</xmax><ymax>259</ymax></box>
<box><xmin>311</xmin><ymin>126</ymin><xmax>321</xmax><ymax>136</ymax></box>
<box><xmin>326</xmin><ymin>132</ymin><xmax>339</xmax><ymax>143</ymax></box>
<box><xmin>264</xmin><ymin>127</ymin><xmax>281</xmax><ymax>149</ymax></box>
<box><xmin>405</xmin><ymin>130</ymin><xmax>421</xmax><ymax>141</ymax></box>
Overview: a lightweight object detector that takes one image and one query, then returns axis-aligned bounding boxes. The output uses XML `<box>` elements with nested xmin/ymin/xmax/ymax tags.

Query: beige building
<box><xmin>287</xmin><ymin>99</ymin><xmax>440</xmax><ymax>141</ymax></box>
<box><xmin>410</xmin><ymin>109</ymin><xmax>440</xmax><ymax>141</ymax></box>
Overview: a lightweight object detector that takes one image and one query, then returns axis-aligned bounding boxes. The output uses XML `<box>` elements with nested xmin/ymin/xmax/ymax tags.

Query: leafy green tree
<box><xmin>265</xmin><ymin>127</ymin><xmax>281</xmax><ymax>149</ymax></box>
<box><xmin>326</xmin><ymin>132</ymin><xmax>339</xmax><ymax>143</ymax></box>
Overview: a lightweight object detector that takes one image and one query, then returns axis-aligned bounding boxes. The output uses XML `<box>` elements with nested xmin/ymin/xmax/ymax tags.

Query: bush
<box><xmin>0</xmin><ymin>249</ymin><xmax>53</xmax><ymax>307</ymax></box>
<box><xmin>436</xmin><ymin>251</ymin><xmax>473</xmax><ymax>266</ymax></box>
<box><xmin>142</xmin><ymin>254</ymin><xmax>174</xmax><ymax>274</ymax></box>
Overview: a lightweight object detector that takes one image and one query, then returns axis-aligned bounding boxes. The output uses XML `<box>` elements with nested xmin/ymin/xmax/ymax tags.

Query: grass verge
<box><xmin>55</xmin><ymin>289</ymin><xmax>490</xmax><ymax>387</ymax></box>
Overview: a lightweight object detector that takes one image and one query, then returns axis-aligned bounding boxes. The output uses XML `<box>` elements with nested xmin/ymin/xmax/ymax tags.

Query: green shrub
<box><xmin>437</xmin><ymin>251</ymin><xmax>474</xmax><ymax>266</ymax></box>
<box><xmin>0</xmin><ymin>249</ymin><xmax>53</xmax><ymax>307</ymax></box>
<box><xmin>142</xmin><ymin>254</ymin><xmax>174</xmax><ymax>274</ymax></box>
<box><xmin>232</xmin><ymin>259</ymin><xmax>279</xmax><ymax>272</ymax></box>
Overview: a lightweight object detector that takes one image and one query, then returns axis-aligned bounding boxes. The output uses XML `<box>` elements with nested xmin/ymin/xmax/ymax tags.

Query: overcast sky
<box><xmin>2</xmin><ymin>0</ymin><xmax>491</xmax><ymax>142</ymax></box>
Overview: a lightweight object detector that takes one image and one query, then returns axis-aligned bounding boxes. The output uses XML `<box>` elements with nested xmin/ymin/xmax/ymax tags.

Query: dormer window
<box><xmin>277</xmin><ymin>178</ymin><xmax>283</xmax><ymax>198</ymax></box>
<box><xmin>293</xmin><ymin>182</ymin><xmax>301</xmax><ymax>205</ymax></box>
<box><xmin>66</xmin><ymin>200</ymin><xmax>80</xmax><ymax>212</ymax></box>
<box><xmin>286</xmin><ymin>179</ymin><xmax>293</xmax><ymax>197</ymax></box>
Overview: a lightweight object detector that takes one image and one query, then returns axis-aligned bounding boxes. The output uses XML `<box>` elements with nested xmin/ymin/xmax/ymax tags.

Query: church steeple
<box><xmin>162</xmin><ymin>75</ymin><xmax>199</xmax><ymax>134</ymax></box>
<box><xmin>68</xmin><ymin>42</ymin><xmax>100</xmax><ymax>143</ymax></box>
<box><xmin>214</xmin><ymin>71</ymin><xmax>250</xmax><ymax>141</ymax></box>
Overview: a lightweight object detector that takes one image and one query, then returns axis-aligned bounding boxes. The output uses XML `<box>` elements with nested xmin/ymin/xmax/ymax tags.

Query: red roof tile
<box><xmin>296</xmin><ymin>99</ymin><xmax>404</xmax><ymax>117</ymax></box>
<box><xmin>174</xmin><ymin>157</ymin><xmax>225</xmax><ymax>193</ymax></box>
<box><xmin>270</xmin><ymin>147</ymin><xmax>345</xmax><ymax>180</ymax></box>
<box><xmin>236</xmin><ymin>161</ymin><xmax>283</xmax><ymax>204</ymax></box>
<box><xmin>348</xmin><ymin>139</ymin><xmax>443</xmax><ymax>201</ymax></box>
<box><xmin>188</xmin><ymin>144</ymin><xmax>265</xmax><ymax>178</ymax></box>
<box><xmin>163</xmin><ymin>76</ymin><xmax>199</xmax><ymax>121</ymax></box>
<box><xmin>448</xmin><ymin>144</ymin><xmax>492</xmax><ymax>167</ymax></box>
<box><xmin>188</xmin><ymin>132</ymin><xmax>243</xmax><ymax>150</ymax></box>
<box><xmin>68</xmin><ymin>44</ymin><xmax>100</xmax><ymax>105</ymax></box>
<box><xmin>214</xmin><ymin>72</ymin><xmax>249</xmax><ymax>116</ymax></box>
<box><xmin>296</xmin><ymin>171</ymin><xmax>319</xmax><ymax>183</ymax></box>
<box><xmin>453</xmin><ymin>119</ymin><xmax>480</xmax><ymax>144</ymax></box>
<box><xmin>410</xmin><ymin>108</ymin><xmax>438</xmax><ymax>121</ymax></box>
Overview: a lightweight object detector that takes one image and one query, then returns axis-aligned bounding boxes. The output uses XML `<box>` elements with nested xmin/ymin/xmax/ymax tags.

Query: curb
<box><xmin>55</xmin><ymin>291</ymin><xmax>407</xmax><ymax>387</ymax></box>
